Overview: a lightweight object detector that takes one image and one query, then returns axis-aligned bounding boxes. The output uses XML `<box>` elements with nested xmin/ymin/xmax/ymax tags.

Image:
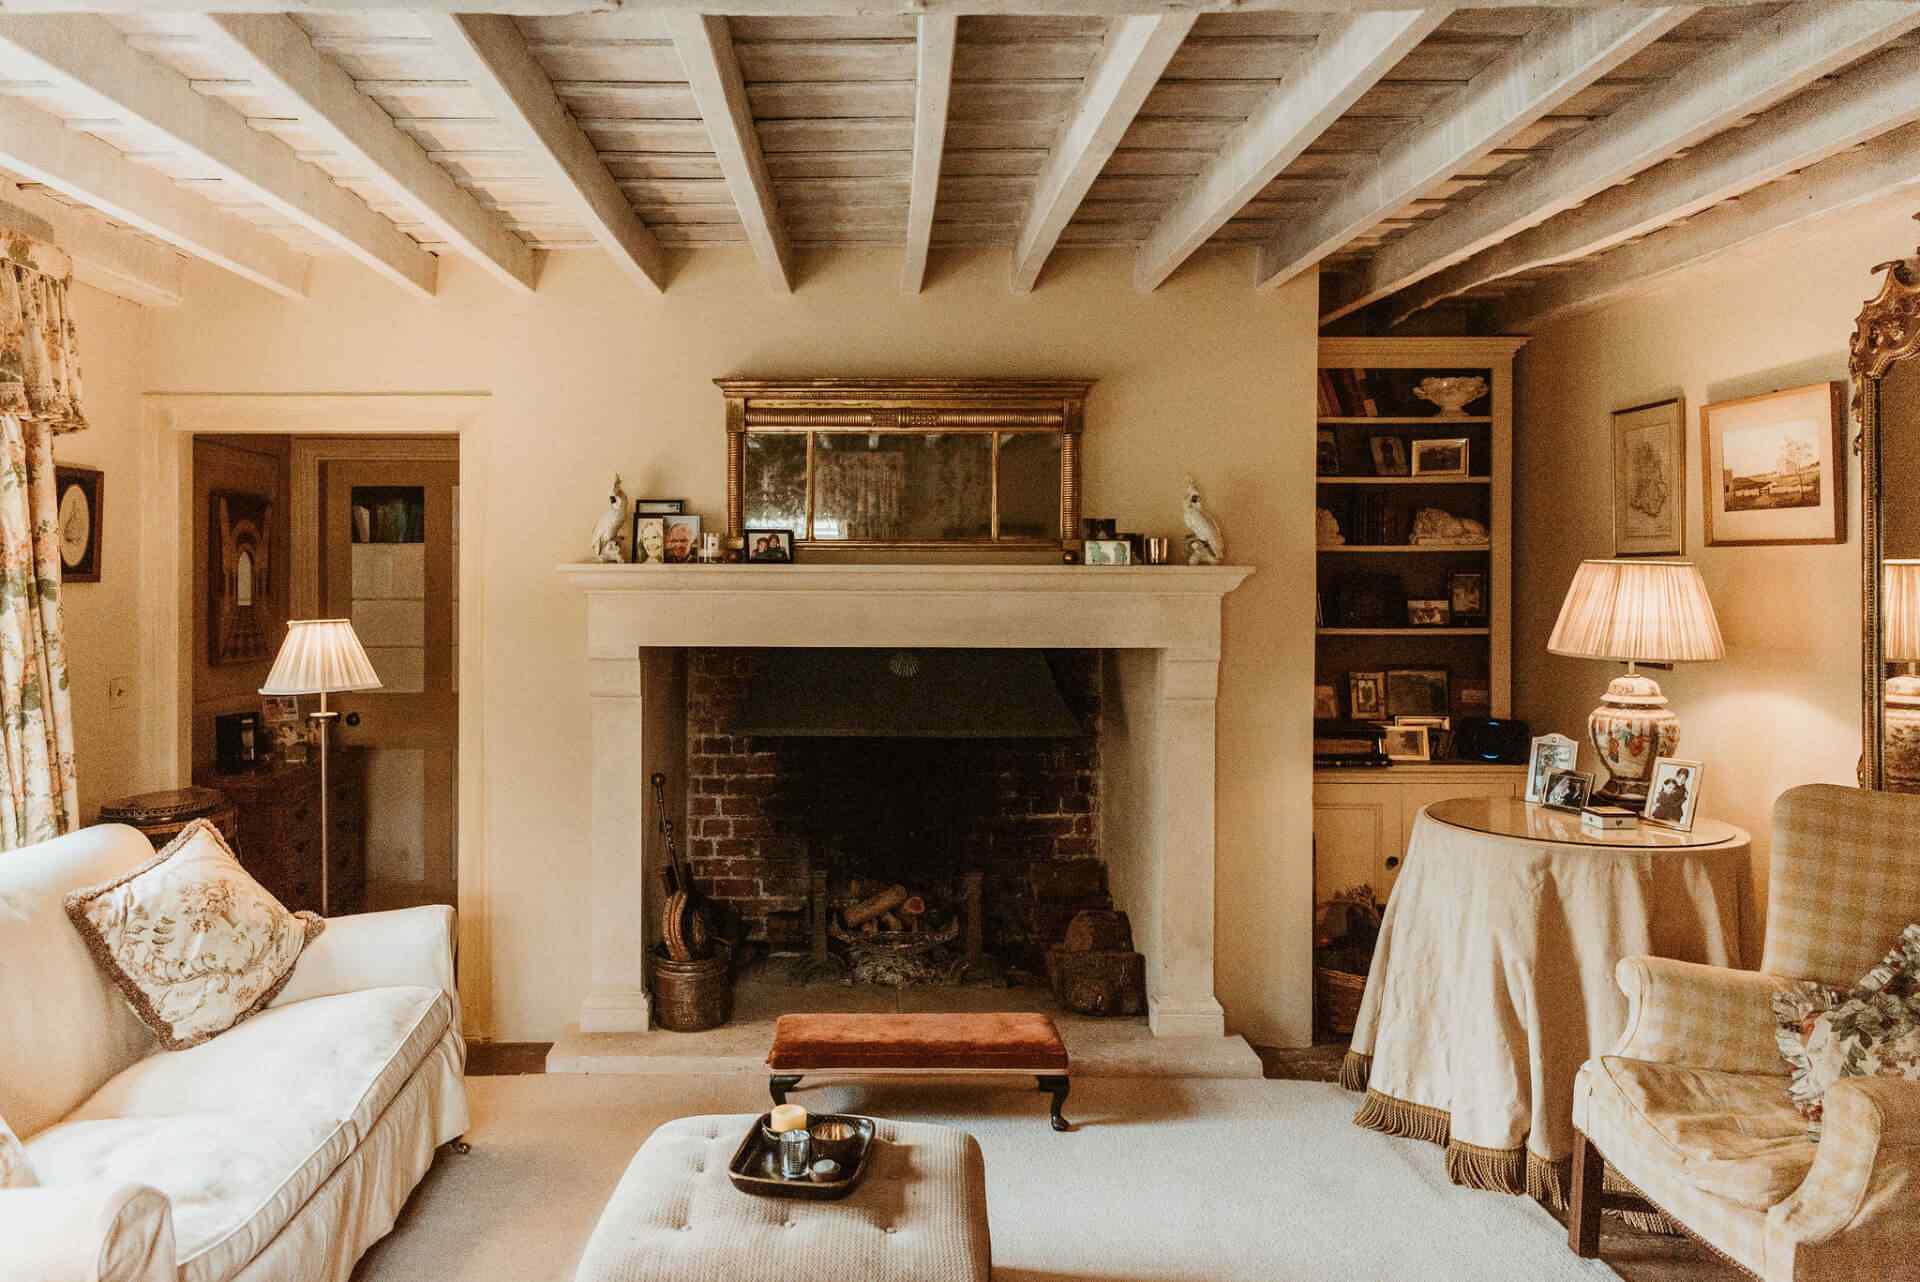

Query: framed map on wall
<box><xmin>1611</xmin><ymin>397</ymin><xmax>1685</xmax><ymax>556</ymax></box>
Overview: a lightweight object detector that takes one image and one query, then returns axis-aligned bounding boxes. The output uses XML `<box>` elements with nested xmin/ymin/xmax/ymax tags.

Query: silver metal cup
<box><xmin>1143</xmin><ymin>536</ymin><xmax>1171</xmax><ymax>565</ymax></box>
<box><xmin>777</xmin><ymin>1128</ymin><xmax>812</xmax><ymax>1179</ymax></box>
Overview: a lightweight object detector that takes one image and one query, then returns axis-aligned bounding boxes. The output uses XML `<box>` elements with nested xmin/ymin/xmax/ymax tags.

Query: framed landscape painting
<box><xmin>1701</xmin><ymin>382</ymin><xmax>1846</xmax><ymax>547</ymax></box>
<box><xmin>1611</xmin><ymin>397</ymin><xmax>1684</xmax><ymax>556</ymax></box>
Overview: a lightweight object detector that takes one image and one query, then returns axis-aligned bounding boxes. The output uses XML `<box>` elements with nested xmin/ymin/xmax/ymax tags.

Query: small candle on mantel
<box><xmin>768</xmin><ymin>1104</ymin><xmax>808</xmax><ymax>1133</ymax></box>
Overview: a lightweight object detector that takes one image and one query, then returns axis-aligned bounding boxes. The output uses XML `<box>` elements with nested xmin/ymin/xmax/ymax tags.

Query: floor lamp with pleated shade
<box><xmin>1547</xmin><ymin>559</ymin><xmax>1726</xmax><ymax>806</ymax></box>
<box><xmin>1884</xmin><ymin>560</ymin><xmax>1920</xmax><ymax>788</ymax></box>
<box><xmin>261</xmin><ymin>620</ymin><xmax>382</xmax><ymax>915</ymax></box>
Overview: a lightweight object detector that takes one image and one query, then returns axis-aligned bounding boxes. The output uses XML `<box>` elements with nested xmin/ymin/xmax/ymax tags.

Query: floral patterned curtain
<box><xmin>0</xmin><ymin>230</ymin><xmax>84</xmax><ymax>847</ymax></box>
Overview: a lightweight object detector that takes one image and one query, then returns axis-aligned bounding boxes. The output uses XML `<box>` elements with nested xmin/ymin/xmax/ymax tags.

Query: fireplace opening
<box><xmin>686</xmin><ymin>647</ymin><xmax>1131</xmax><ymax>1006</ymax></box>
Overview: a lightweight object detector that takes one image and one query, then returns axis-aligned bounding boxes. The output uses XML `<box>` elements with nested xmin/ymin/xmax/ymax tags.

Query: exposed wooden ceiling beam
<box><xmin>1495</xmin><ymin>121</ymin><xmax>1920</xmax><ymax>330</ymax></box>
<box><xmin>0</xmin><ymin>14</ymin><xmax>432</xmax><ymax>296</ymax></box>
<box><xmin>1254</xmin><ymin>4</ymin><xmax>1693</xmax><ymax>297</ymax></box>
<box><xmin>1319</xmin><ymin>0</ymin><xmax>1920</xmax><ymax>323</ymax></box>
<box><xmin>422</xmin><ymin>13</ymin><xmax>667</xmax><ymax>293</ymax></box>
<box><xmin>0</xmin><ymin>94</ymin><xmax>308</xmax><ymax>298</ymax></box>
<box><xmin>0</xmin><ymin>2</ymin><xmax>1886</xmax><ymax>14</ymax></box>
<box><xmin>1394</xmin><ymin>42</ymin><xmax>1920</xmax><ymax>324</ymax></box>
<box><xmin>0</xmin><ymin>175</ymin><xmax>185</xmax><ymax>306</ymax></box>
<box><xmin>192</xmin><ymin>13</ymin><xmax>537</xmax><ymax>294</ymax></box>
<box><xmin>664</xmin><ymin>13</ymin><xmax>791</xmax><ymax>293</ymax></box>
<box><xmin>1012</xmin><ymin>13</ymin><xmax>1195</xmax><ymax>295</ymax></box>
<box><xmin>903</xmin><ymin>14</ymin><xmax>957</xmax><ymax>296</ymax></box>
<box><xmin>1135</xmin><ymin>7</ymin><xmax>1449</xmax><ymax>293</ymax></box>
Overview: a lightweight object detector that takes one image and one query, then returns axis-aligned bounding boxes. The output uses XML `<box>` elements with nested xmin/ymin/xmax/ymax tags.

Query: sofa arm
<box><xmin>273</xmin><ymin>905</ymin><xmax>458</xmax><ymax>1015</ymax></box>
<box><xmin>0</xmin><ymin>1183</ymin><xmax>174</xmax><ymax>1282</ymax></box>
<box><xmin>1767</xmin><ymin>1076</ymin><xmax>1920</xmax><ymax>1277</ymax></box>
<box><xmin>1612</xmin><ymin>956</ymin><xmax>1795</xmax><ymax>1075</ymax></box>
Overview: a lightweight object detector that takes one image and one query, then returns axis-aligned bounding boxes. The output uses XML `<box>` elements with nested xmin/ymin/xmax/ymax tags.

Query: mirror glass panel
<box><xmin>811</xmin><ymin>432</ymin><xmax>992</xmax><ymax>542</ymax></box>
<box><xmin>997</xmin><ymin>432</ymin><xmax>1063</xmax><ymax>539</ymax></box>
<box><xmin>1881</xmin><ymin>358</ymin><xmax>1920</xmax><ymax>789</ymax></box>
<box><xmin>743</xmin><ymin>433</ymin><xmax>807</xmax><ymax>537</ymax></box>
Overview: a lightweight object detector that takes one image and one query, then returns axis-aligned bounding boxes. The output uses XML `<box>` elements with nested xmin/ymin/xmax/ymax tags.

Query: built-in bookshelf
<box><xmin>1313</xmin><ymin>337</ymin><xmax>1529</xmax><ymax>899</ymax></box>
<box><xmin>1315</xmin><ymin>337</ymin><xmax>1526</xmax><ymax>729</ymax></box>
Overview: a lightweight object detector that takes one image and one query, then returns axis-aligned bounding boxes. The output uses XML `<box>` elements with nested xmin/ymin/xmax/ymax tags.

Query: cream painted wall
<box><xmin>53</xmin><ymin>283</ymin><xmax>146</xmax><ymax>822</ymax></box>
<box><xmin>127</xmin><ymin>246</ymin><xmax>1320</xmax><ymax>1045</ymax></box>
<box><xmin>1515</xmin><ymin>194</ymin><xmax>1920</xmax><ymax>957</ymax></box>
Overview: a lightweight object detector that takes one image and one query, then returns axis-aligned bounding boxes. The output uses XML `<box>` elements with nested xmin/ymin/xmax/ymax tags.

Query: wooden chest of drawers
<box><xmin>195</xmin><ymin>753</ymin><xmax>365</xmax><ymax>916</ymax></box>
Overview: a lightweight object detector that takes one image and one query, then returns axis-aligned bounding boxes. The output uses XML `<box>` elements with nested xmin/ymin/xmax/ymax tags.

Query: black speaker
<box><xmin>1453</xmin><ymin>717</ymin><xmax>1531</xmax><ymax>764</ymax></box>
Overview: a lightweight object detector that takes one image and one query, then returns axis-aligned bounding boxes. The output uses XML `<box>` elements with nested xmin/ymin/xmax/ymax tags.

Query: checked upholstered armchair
<box><xmin>1569</xmin><ymin>784</ymin><xmax>1920</xmax><ymax>1280</ymax></box>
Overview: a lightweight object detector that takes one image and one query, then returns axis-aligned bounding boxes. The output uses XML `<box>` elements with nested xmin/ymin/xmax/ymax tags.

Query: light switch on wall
<box><xmin>106</xmin><ymin>676</ymin><xmax>131</xmax><ymax>712</ymax></box>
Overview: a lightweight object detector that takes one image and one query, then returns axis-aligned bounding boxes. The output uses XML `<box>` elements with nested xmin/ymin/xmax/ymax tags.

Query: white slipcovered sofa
<box><xmin>0</xmin><ymin>823</ymin><xmax>468</xmax><ymax>1282</ymax></box>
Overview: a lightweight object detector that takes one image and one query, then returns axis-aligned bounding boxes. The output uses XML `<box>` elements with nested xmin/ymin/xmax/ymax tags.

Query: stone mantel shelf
<box><xmin>562</xmin><ymin>558</ymin><xmax>1252</xmax><ymax>1042</ymax></box>
<box><xmin>557</xmin><ymin>562</ymin><xmax>1251</xmax><ymax>593</ymax></box>
<box><xmin>558</xmin><ymin>562</ymin><xmax>1255</xmax><ymax>658</ymax></box>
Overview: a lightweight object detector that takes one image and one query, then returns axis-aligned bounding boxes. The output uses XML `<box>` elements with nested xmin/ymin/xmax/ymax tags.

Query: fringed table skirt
<box><xmin>1342</xmin><ymin>800</ymin><xmax>1751</xmax><ymax>1220</ymax></box>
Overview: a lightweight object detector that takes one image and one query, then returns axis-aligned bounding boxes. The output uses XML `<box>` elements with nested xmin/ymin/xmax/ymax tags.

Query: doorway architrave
<box><xmin>139</xmin><ymin>393</ymin><xmax>494</xmax><ymax>1036</ymax></box>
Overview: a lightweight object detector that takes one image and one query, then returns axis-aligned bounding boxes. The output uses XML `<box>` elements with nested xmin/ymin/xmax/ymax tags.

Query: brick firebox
<box><xmin>684</xmin><ymin>647</ymin><xmax>1102</xmax><ymax>959</ymax></box>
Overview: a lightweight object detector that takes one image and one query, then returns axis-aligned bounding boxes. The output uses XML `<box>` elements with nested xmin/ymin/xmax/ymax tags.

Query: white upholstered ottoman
<box><xmin>573</xmin><ymin>1113</ymin><xmax>992</xmax><ymax>1282</ymax></box>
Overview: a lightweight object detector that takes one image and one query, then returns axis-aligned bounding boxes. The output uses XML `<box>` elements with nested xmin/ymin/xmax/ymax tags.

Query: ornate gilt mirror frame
<box><xmin>1849</xmin><ymin>215</ymin><xmax>1920</xmax><ymax>789</ymax></box>
<box><xmin>715</xmin><ymin>377</ymin><xmax>1091</xmax><ymax>552</ymax></box>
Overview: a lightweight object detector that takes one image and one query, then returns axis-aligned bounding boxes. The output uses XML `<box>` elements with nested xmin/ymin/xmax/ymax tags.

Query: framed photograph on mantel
<box><xmin>1611</xmin><ymin>397</ymin><xmax>1685</xmax><ymax>556</ymax></box>
<box><xmin>1701</xmin><ymin>382</ymin><xmax>1847</xmax><ymax>547</ymax></box>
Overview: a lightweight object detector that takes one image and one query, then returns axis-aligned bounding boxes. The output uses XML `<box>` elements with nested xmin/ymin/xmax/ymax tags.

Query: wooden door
<box><xmin>321</xmin><ymin>458</ymin><xmax>458</xmax><ymax>911</ymax></box>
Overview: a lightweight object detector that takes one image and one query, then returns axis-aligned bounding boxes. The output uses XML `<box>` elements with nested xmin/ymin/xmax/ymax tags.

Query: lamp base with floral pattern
<box><xmin>1587</xmin><ymin>672</ymin><xmax>1681</xmax><ymax>807</ymax></box>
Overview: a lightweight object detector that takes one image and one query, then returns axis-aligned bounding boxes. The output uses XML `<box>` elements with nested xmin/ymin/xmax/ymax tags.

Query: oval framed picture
<box><xmin>55</xmin><ymin>464</ymin><xmax>103</xmax><ymax>583</ymax></box>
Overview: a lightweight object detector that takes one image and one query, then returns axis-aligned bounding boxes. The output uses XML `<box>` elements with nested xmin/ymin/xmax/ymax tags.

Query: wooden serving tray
<box><xmin>727</xmin><ymin>1113</ymin><xmax>877</xmax><ymax>1201</ymax></box>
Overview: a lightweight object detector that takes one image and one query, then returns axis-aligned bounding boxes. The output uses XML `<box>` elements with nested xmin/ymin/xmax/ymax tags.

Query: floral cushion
<box><xmin>1774</xmin><ymin>923</ymin><xmax>1920</xmax><ymax>1137</ymax></box>
<box><xmin>64</xmin><ymin>819</ymin><xmax>323</xmax><ymax>1051</ymax></box>
<box><xmin>0</xmin><ymin>1115</ymin><xmax>33</xmax><ymax>1188</ymax></box>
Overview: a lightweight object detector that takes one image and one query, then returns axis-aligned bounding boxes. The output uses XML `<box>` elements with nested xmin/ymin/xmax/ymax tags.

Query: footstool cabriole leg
<box><xmin>1037</xmin><ymin>1075</ymin><xmax>1071</xmax><ymax>1132</ymax></box>
<box><xmin>770</xmin><ymin>1075</ymin><xmax>803</xmax><ymax>1106</ymax></box>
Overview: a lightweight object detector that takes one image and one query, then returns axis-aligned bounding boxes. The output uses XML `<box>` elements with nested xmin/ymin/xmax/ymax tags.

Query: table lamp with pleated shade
<box><xmin>261</xmin><ymin>620</ymin><xmax>382</xmax><ymax>914</ymax></box>
<box><xmin>1547</xmin><ymin>559</ymin><xmax>1725</xmax><ymax>805</ymax></box>
<box><xmin>1884</xmin><ymin>561</ymin><xmax>1920</xmax><ymax>788</ymax></box>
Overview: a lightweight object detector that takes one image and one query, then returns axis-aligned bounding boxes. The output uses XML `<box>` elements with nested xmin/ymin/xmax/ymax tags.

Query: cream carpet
<box><xmin>353</xmin><ymin>1074</ymin><xmax>1621</xmax><ymax>1282</ymax></box>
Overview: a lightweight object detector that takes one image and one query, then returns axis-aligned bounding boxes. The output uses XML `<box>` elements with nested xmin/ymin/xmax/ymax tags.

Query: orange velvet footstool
<box><xmin>767</xmin><ymin>1012</ymin><xmax>1073</xmax><ymax>1131</ymax></box>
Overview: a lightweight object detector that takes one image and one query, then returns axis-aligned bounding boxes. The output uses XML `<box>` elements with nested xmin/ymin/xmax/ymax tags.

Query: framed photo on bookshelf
<box><xmin>1349</xmin><ymin>671</ymin><xmax>1387</xmax><ymax>720</ymax></box>
<box><xmin>1385</xmin><ymin>667</ymin><xmax>1449</xmax><ymax>718</ymax></box>
<box><xmin>1368</xmin><ymin>435</ymin><xmax>1409</xmax><ymax>476</ymax></box>
<box><xmin>1317</xmin><ymin>428</ymin><xmax>1340</xmax><ymax>475</ymax></box>
<box><xmin>1411</xmin><ymin>437</ymin><xmax>1470</xmax><ymax>478</ymax></box>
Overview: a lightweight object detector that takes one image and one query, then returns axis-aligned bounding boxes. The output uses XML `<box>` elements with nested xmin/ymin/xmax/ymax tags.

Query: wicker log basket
<box><xmin>1313</xmin><ymin>886</ymin><xmax>1381</xmax><ymax>1040</ymax></box>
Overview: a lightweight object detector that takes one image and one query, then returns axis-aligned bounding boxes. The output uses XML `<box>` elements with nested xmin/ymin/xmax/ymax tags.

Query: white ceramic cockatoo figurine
<box><xmin>1182</xmin><ymin>474</ymin><xmax>1224</xmax><ymax>565</ymax></box>
<box><xmin>590</xmin><ymin>474</ymin><xmax>629</xmax><ymax>563</ymax></box>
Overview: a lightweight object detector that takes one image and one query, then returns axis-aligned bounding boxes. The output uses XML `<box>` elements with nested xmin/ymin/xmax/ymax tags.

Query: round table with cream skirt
<box><xmin>1342</xmin><ymin>796</ymin><xmax>1751</xmax><ymax>1205</ymax></box>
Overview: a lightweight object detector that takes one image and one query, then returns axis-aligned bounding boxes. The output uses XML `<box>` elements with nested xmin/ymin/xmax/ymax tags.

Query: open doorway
<box><xmin>189</xmin><ymin>434</ymin><xmax>459</xmax><ymax>916</ymax></box>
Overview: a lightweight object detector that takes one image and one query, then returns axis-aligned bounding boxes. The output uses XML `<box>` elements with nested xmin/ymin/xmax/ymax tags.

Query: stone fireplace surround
<box><xmin>558</xmin><ymin>562</ymin><xmax>1253</xmax><ymax>1040</ymax></box>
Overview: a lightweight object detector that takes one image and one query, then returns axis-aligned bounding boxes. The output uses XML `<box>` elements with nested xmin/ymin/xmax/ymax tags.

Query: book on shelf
<box><xmin>1318</xmin><ymin>368</ymin><xmax>1380</xmax><ymax>418</ymax></box>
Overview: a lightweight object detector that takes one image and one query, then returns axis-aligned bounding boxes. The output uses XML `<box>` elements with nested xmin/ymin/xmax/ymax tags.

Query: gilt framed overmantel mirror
<box><xmin>715</xmin><ymin>378</ymin><xmax>1091</xmax><ymax>557</ymax></box>
<box><xmin>1853</xmin><ymin>214</ymin><xmax>1920</xmax><ymax>791</ymax></box>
